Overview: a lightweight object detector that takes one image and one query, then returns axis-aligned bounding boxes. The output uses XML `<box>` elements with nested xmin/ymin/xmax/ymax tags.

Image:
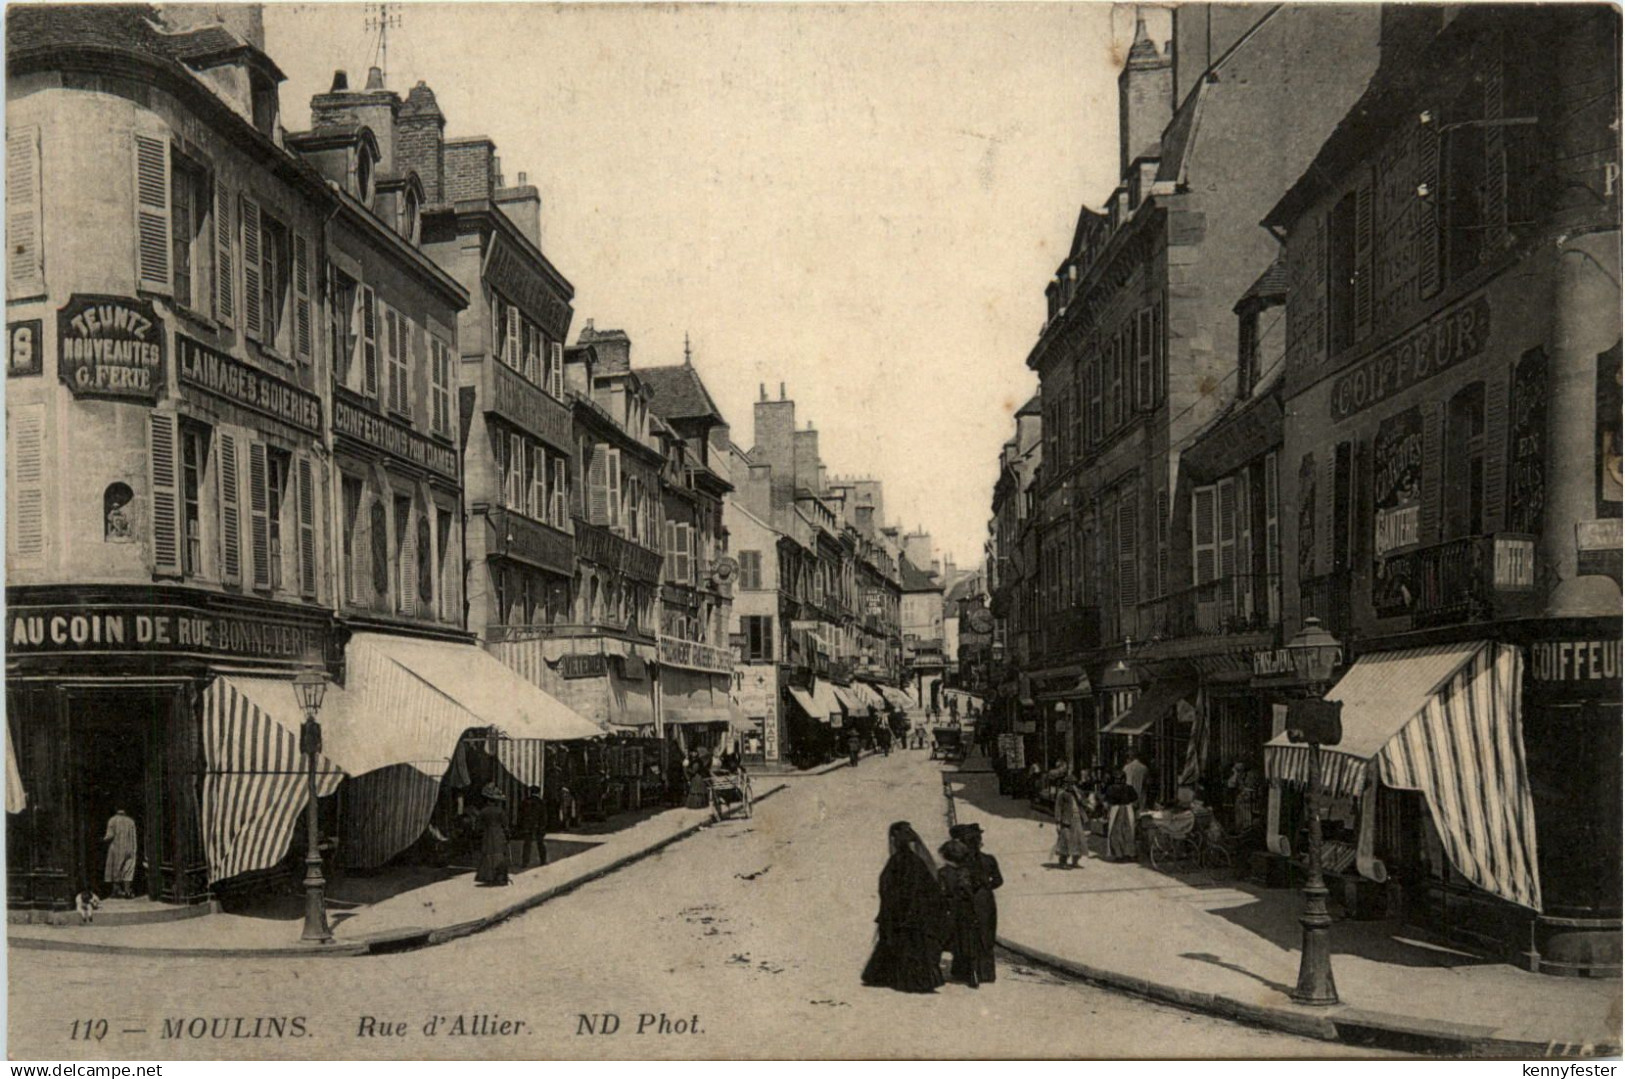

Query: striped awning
<box><xmin>1103</xmin><ymin>678</ymin><xmax>1196</xmax><ymax>736</ymax></box>
<box><xmin>879</xmin><ymin>686</ymin><xmax>914</xmax><ymax>709</ymax></box>
<box><xmin>201</xmin><ymin>677</ymin><xmax>343</xmax><ymax>884</ymax></box>
<box><xmin>788</xmin><ymin>684</ymin><xmax>840</xmax><ymax>723</ymax></box>
<box><xmin>831</xmin><ymin>685</ymin><xmax>868</xmax><ymax>714</ymax></box>
<box><xmin>1265</xmin><ymin>642</ymin><xmax>1542</xmax><ymax>912</ymax></box>
<box><xmin>339</xmin><ymin>764</ymin><xmax>441</xmax><ymax>870</ymax></box>
<box><xmin>849</xmin><ymin>682</ymin><xmax>886</xmax><ymax>709</ymax></box>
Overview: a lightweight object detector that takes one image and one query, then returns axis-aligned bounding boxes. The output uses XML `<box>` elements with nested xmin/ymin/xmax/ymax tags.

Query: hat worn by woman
<box><xmin>481</xmin><ymin>783</ymin><xmax>506</xmax><ymax>801</ymax></box>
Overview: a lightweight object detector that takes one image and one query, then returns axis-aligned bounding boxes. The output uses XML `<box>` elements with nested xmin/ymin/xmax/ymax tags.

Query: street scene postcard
<box><xmin>3</xmin><ymin>0</ymin><xmax>1622</xmax><ymax>1063</ymax></box>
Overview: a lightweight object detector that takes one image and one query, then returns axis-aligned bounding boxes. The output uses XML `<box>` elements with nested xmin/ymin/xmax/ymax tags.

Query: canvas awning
<box><xmin>879</xmin><ymin>686</ymin><xmax>914</xmax><ymax>709</ymax></box>
<box><xmin>832</xmin><ymin>684</ymin><xmax>869</xmax><ymax>714</ymax></box>
<box><xmin>665</xmin><ymin>705</ymin><xmax>731</xmax><ymax>726</ymax></box>
<box><xmin>1036</xmin><ymin>673</ymin><xmax>1094</xmax><ymax>701</ymax></box>
<box><xmin>788</xmin><ymin>683</ymin><xmax>841</xmax><ymax>722</ymax></box>
<box><xmin>849</xmin><ymin>682</ymin><xmax>886</xmax><ymax>709</ymax></box>
<box><xmin>1102</xmin><ymin>678</ymin><xmax>1197</xmax><ymax>736</ymax></box>
<box><xmin>1264</xmin><ymin>642</ymin><xmax>1541</xmax><ymax>912</ymax></box>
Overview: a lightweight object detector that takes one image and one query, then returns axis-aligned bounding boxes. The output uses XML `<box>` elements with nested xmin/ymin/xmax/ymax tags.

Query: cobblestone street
<box><xmin>8</xmin><ymin>753</ymin><xmax>1380</xmax><ymax>1060</ymax></box>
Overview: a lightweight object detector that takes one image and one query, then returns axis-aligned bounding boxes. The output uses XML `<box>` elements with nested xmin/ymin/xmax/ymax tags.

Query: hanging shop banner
<box><xmin>177</xmin><ymin>335</ymin><xmax>322</xmax><ymax>436</ymax></box>
<box><xmin>57</xmin><ymin>295</ymin><xmax>164</xmax><ymax>402</ymax></box>
<box><xmin>1507</xmin><ymin>347</ymin><xmax>1549</xmax><ymax>535</ymax></box>
<box><xmin>9</xmin><ymin>319</ymin><xmax>43</xmax><ymax>377</ymax></box>
<box><xmin>1372</xmin><ymin>406</ymin><xmax>1423</xmax><ymax>557</ymax></box>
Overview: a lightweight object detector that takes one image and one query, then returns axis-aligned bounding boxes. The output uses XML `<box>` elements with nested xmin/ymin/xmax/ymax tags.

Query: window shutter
<box><xmin>550</xmin><ymin>341</ymin><xmax>564</xmax><ymax>399</ymax></box>
<box><xmin>1417</xmin><ymin>110</ymin><xmax>1442</xmax><ymax>301</ymax></box>
<box><xmin>240</xmin><ymin>194</ymin><xmax>263</xmax><ymax>339</ymax></box>
<box><xmin>1312</xmin><ymin>210</ymin><xmax>1328</xmax><ymax>362</ymax></box>
<box><xmin>1483</xmin><ymin>369</ymin><xmax>1510</xmax><ymax>532</ymax></box>
<box><xmin>293</xmin><ymin>234</ymin><xmax>313</xmax><ymax>360</ymax></box>
<box><xmin>1353</xmin><ymin>171</ymin><xmax>1374</xmax><ymax>341</ymax></box>
<box><xmin>1192</xmin><ymin>486</ymin><xmax>1217</xmax><ymax>585</ymax></box>
<box><xmin>552</xmin><ymin>458</ymin><xmax>568</xmax><ymax>528</ymax></box>
<box><xmin>676</xmin><ymin>523</ymin><xmax>691</xmax><ymax>584</ymax></box>
<box><xmin>8</xmin><ymin>402</ymin><xmax>45</xmax><ymax>565</ymax></box>
<box><xmin>217</xmin><ymin>430</ymin><xmax>242</xmax><ymax>586</ymax></box>
<box><xmin>606</xmin><ymin>449</ymin><xmax>622</xmax><ymax>529</ymax></box>
<box><xmin>438</xmin><ymin>507</ymin><xmax>457</xmax><ymax>622</ymax></box>
<box><xmin>148</xmin><ymin>412</ymin><xmax>182</xmax><ymax>576</ymax></box>
<box><xmin>134</xmin><ymin>133</ymin><xmax>171</xmax><ymax>293</ymax></box>
<box><xmin>213</xmin><ymin>179</ymin><xmax>234</xmax><ymax>325</ymax></box>
<box><xmin>1317</xmin><ymin>450</ymin><xmax>1338</xmax><ymax>577</ymax></box>
<box><xmin>297</xmin><ymin>456</ymin><xmax>317</xmax><ymax>598</ymax></box>
<box><xmin>369</xmin><ymin>498</ymin><xmax>389</xmax><ymax>598</ymax></box>
<box><xmin>343</xmin><ymin>478</ymin><xmax>363</xmax><ymax>606</ymax></box>
<box><xmin>360</xmin><ymin>284</ymin><xmax>378</xmax><ymax>396</ymax></box>
<box><xmin>1117</xmin><ymin>492</ymin><xmax>1138</xmax><ymax>612</ymax></box>
<box><xmin>1483</xmin><ymin>56</ymin><xmax>1507</xmax><ymax>253</ymax></box>
<box><xmin>1217</xmin><ymin>477</ymin><xmax>1237</xmax><ymax>581</ymax></box>
<box><xmin>508</xmin><ymin>433</ymin><xmax>524</xmax><ymax>509</ymax></box>
<box><xmin>7</xmin><ymin>126</ymin><xmax>44</xmax><ymax>298</ymax></box>
<box><xmin>399</xmin><ymin>505</ymin><xmax>417</xmax><ymax>616</ymax></box>
<box><xmin>505</xmin><ymin>306</ymin><xmax>520</xmax><ymax>367</ymax></box>
<box><xmin>416</xmin><ymin>513</ymin><xmax>433</xmax><ymax>608</ymax></box>
<box><xmin>531</xmin><ymin>445</ymin><xmax>547</xmax><ymax>519</ymax></box>
<box><xmin>248</xmin><ymin>441</ymin><xmax>271</xmax><ymax>589</ymax></box>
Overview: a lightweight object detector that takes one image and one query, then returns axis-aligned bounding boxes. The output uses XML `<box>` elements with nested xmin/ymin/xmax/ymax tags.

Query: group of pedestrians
<box><xmin>861</xmin><ymin>820</ymin><xmax>1002</xmax><ymax>993</ymax></box>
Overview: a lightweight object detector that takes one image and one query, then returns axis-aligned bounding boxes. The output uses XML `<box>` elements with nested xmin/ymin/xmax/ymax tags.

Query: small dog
<box><xmin>74</xmin><ymin>891</ymin><xmax>102</xmax><ymax>924</ymax></box>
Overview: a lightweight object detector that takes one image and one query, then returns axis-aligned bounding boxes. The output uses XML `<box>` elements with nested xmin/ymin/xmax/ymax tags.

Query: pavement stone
<box><xmin>946</xmin><ymin>764</ymin><xmax>1622</xmax><ymax>1057</ymax></box>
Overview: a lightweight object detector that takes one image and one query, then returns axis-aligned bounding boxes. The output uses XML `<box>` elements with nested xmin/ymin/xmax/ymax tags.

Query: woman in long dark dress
<box><xmin>938</xmin><ymin>839</ymin><xmax>992</xmax><ymax>987</ymax></box>
<box><xmin>474</xmin><ymin>784</ymin><xmax>511</xmax><ymax>886</ymax></box>
<box><xmin>861</xmin><ymin>822</ymin><xmax>947</xmax><ymax>993</ymax></box>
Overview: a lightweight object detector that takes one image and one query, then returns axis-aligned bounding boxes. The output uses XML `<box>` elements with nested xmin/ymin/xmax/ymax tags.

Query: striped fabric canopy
<box><xmin>201</xmin><ymin>678</ymin><xmax>342</xmax><ymax>884</ymax></box>
<box><xmin>339</xmin><ymin>764</ymin><xmax>441</xmax><ymax>870</ymax></box>
<box><xmin>1265</xmin><ymin>642</ymin><xmax>1542</xmax><ymax>912</ymax></box>
<box><xmin>6</xmin><ymin>723</ymin><xmax>27</xmax><ymax>814</ymax></box>
<box><xmin>494</xmin><ymin>739</ymin><xmax>547</xmax><ymax>789</ymax></box>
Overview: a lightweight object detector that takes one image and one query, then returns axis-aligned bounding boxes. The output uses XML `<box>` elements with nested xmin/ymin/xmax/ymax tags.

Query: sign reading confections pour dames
<box><xmin>57</xmin><ymin>295</ymin><xmax>164</xmax><ymax>403</ymax></box>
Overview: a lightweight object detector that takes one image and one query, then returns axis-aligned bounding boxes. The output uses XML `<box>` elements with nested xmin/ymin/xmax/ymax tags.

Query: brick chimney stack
<box><xmin>396</xmin><ymin>80</ymin><xmax>446</xmax><ymax>202</ymax></box>
<box><xmin>1118</xmin><ymin>12</ymin><xmax>1173</xmax><ymax>177</ymax></box>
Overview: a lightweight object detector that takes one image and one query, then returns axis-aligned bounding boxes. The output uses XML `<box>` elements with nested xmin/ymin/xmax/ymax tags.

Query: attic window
<box><xmin>400</xmin><ymin>190</ymin><xmax>418</xmax><ymax>243</ymax></box>
<box><xmin>250</xmin><ymin>73</ymin><xmax>278</xmax><ymax>136</ymax></box>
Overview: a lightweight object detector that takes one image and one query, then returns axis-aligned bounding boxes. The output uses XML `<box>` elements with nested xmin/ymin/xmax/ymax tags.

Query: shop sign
<box><xmin>1506</xmin><ymin>348</ymin><xmax>1548</xmax><ymax>534</ymax></box>
<box><xmin>998</xmin><ymin>733</ymin><xmax>1025</xmax><ymax>770</ymax></box>
<box><xmin>483</xmin><ymin>235</ymin><xmax>573</xmax><ymax>342</ymax></box>
<box><xmin>733</xmin><ymin>666</ymin><xmax>774</xmax><ymax>716</ymax></box>
<box><xmin>657</xmin><ymin>634</ymin><xmax>733</xmax><ymax>674</ymax></box>
<box><xmin>177</xmin><ymin>335</ymin><xmax>321</xmax><ymax>436</ymax></box>
<box><xmin>1252</xmin><ymin>646</ymin><xmax>1343</xmax><ymax>681</ymax></box>
<box><xmin>334</xmin><ymin>396</ymin><xmax>458</xmax><ymax>481</ymax></box>
<box><xmin>1329</xmin><ymin>296</ymin><xmax>1490</xmax><ymax>421</ymax></box>
<box><xmin>1528</xmin><ymin>639</ymin><xmax>1621</xmax><ymax>683</ymax></box>
<box><xmin>489</xmin><ymin>361</ymin><xmax>572</xmax><ymax>451</ymax></box>
<box><xmin>8</xmin><ymin>319</ymin><xmax>43</xmax><ymax>377</ymax></box>
<box><xmin>1372</xmin><ymin>407</ymin><xmax>1423</xmax><ymax>556</ymax></box>
<box><xmin>8</xmin><ymin>602</ymin><xmax>334</xmax><ymax>665</ymax></box>
<box><xmin>495</xmin><ymin>509</ymin><xmax>573</xmax><ymax>577</ymax></box>
<box><xmin>1492</xmin><ymin>535</ymin><xmax>1537</xmax><ymax>591</ymax></box>
<box><xmin>558</xmin><ymin>653</ymin><xmax>607</xmax><ymax>679</ymax></box>
<box><xmin>57</xmin><ymin>295</ymin><xmax>164</xmax><ymax>402</ymax></box>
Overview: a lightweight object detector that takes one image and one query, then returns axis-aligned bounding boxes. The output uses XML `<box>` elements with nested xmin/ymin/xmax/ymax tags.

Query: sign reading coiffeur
<box><xmin>58</xmin><ymin>295</ymin><xmax>164</xmax><ymax>402</ymax></box>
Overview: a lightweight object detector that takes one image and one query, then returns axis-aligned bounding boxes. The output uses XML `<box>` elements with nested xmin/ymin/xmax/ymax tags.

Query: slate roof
<box><xmin>9</xmin><ymin>5</ymin><xmax>285</xmax><ymax>80</ymax></box>
<box><xmin>1234</xmin><ymin>258</ymin><xmax>1288</xmax><ymax>312</ymax></box>
<box><xmin>1016</xmin><ymin>392</ymin><xmax>1042</xmax><ymax>417</ymax></box>
<box><xmin>899</xmin><ymin>555</ymin><xmax>941</xmax><ymax>593</ymax></box>
<box><xmin>639</xmin><ymin>364</ymin><xmax>726</xmax><ymax>424</ymax></box>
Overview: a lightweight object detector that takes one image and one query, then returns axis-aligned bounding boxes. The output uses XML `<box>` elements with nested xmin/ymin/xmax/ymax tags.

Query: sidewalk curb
<box><xmin>942</xmin><ymin>773</ymin><xmax>1622</xmax><ymax>1058</ymax></box>
<box><xmin>9</xmin><ymin>781</ymin><xmax>790</xmax><ymax>961</ymax></box>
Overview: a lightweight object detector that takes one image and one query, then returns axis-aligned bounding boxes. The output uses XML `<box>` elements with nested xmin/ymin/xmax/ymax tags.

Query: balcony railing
<box><xmin>1374</xmin><ymin>533</ymin><xmax>1539</xmax><ymax>629</ymax></box>
<box><xmin>1141</xmin><ymin>574</ymin><xmax>1280</xmax><ymax>641</ymax></box>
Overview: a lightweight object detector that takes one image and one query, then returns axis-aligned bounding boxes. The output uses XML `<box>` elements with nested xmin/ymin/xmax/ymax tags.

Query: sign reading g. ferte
<box><xmin>57</xmin><ymin>295</ymin><xmax>164</xmax><ymax>402</ymax></box>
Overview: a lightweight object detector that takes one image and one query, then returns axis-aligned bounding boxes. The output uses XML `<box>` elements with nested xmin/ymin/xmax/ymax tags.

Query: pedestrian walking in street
<box><xmin>937</xmin><ymin>839</ymin><xmax>985</xmax><ymax>988</ymax></box>
<box><xmin>876</xmin><ymin>724</ymin><xmax>892</xmax><ymax>756</ymax></box>
<box><xmin>516</xmin><ymin>785</ymin><xmax>547</xmax><ymax>869</ymax></box>
<box><xmin>951</xmin><ymin>822</ymin><xmax>1001</xmax><ymax>984</ymax></box>
<box><xmin>685</xmin><ymin>750</ymin><xmax>711</xmax><ymax>809</ymax></box>
<box><xmin>474</xmin><ymin>784</ymin><xmax>511</xmax><ymax>887</ymax></box>
<box><xmin>1051</xmin><ymin>779</ymin><xmax>1089</xmax><ymax>868</ymax></box>
<box><xmin>847</xmin><ymin>728</ymin><xmax>862</xmax><ymax>767</ymax></box>
<box><xmin>861</xmin><ymin>821</ymin><xmax>948</xmax><ymax>994</ymax></box>
<box><xmin>1104</xmin><ymin>778</ymin><xmax>1139</xmax><ymax>861</ymax></box>
<box><xmin>102</xmin><ymin>808</ymin><xmax>138</xmax><ymax>899</ymax></box>
<box><xmin>1123</xmin><ymin>751</ymin><xmax>1150</xmax><ymax>812</ymax></box>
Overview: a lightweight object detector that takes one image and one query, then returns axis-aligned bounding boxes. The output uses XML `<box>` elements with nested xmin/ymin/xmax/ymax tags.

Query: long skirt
<box><xmin>1106</xmin><ymin>804</ymin><xmax>1137</xmax><ymax>861</ymax></box>
<box><xmin>475</xmin><ymin>829</ymin><xmax>509</xmax><ymax>885</ymax></box>
<box><xmin>862</xmin><ymin>928</ymin><xmax>945</xmax><ymax>993</ymax></box>
<box><xmin>685</xmin><ymin>775</ymin><xmax>709</xmax><ymax>809</ymax></box>
<box><xmin>948</xmin><ymin>893</ymin><xmax>997</xmax><ymax>984</ymax></box>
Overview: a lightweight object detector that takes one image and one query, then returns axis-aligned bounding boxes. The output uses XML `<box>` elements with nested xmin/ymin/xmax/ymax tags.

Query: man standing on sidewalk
<box><xmin>950</xmin><ymin>822</ymin><xmax>1001</xmax><ymax>984</ymax></box>
<box><xmin>516</xmin><ymin>786</ymin><xmax>547</xmax><ymax>869</ymax></box>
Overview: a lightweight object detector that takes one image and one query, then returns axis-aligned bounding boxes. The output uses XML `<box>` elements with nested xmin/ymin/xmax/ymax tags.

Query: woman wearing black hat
<box><xmin>474</xmin><ymin>784</ymin><xmax>511</xmax><ymax>887</ymax></box>
<box><xmin>937</xmin><ymin>839</ymin><xmax>984</xmax><ymax>987</ymax></box>
<box><xmin>861</xmin><ymin>822</ymin><xmax>948</xmax><ymax>993</ymax></box>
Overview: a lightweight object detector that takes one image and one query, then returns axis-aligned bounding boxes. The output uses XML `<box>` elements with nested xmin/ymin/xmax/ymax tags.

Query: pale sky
<box><xmin>266</xmin><ymin>2</ymin><xmax>1171</xmax><ymax>567</ymax></box>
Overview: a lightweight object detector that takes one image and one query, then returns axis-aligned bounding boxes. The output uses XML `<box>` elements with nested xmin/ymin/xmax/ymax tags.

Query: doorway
<box><xmin>70</xmin><ymin>690</ymin><xmax>163</xmax><ymax>901</ymax></box>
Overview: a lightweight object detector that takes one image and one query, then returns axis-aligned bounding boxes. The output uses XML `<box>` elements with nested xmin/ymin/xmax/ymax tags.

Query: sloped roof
<box><xmin>1234</xmin><ymin>258</ymin><xmax>1288</xmax><ymax>312</ymax></box>
<box><xmin>1016</xmin><ymin>392</ymin><xmax>1042</xmax><ymax>417</ymax></box>
<box><xmin>639</xmin><ymin>363</ymin><xmax>725</xmax><ymax>424</ymax></box>
<box><xmin>945</xmin><ymin>574</ymin><xmax>983</xmax><ymax>603</ymax></box>
<box><xmin>899</xmin><ymin>555</ymin><xmax>941</xmax><ymax>593</ymax></box>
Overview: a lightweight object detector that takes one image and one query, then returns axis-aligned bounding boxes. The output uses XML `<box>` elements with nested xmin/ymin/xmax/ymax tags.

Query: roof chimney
<box><xmin>759</xmin><ymin>383</ymin><xmax>767</xmax><ymax>401</ymax></box>
<box><xmin>779</xmin><ymin>382</ymin><xmax>786</xmax><ymax>400</ymax></box>
<box><xmin>330</xmin><ymin>69</ymin><xmax>349</xmax><ymax>92</ymax></box>
<box><xmin>366</xmin><ymin>65</ymin><xmax>386</xmax><ymax>91</ymax></box>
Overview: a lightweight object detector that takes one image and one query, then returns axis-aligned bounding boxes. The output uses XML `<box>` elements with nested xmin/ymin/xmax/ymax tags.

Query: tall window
<box><xmin>742</xmin><ymin>615</ymin><xmax>772</xmax><ymax>661</ymax></box>
<box><xmin>1327</xmin><ymin>190</ymin><xmax>1359</xmax><ymax>355</ymax></box>
<box><xmin>430</xmin><ymin>336</ymin><xmax>452</xmax><ymax>435</ymax></box>
<box><xmin>180</xmin><ymin>423</ymin><xmax>210</xmax><ymax>577</ymax></box>
<box><xmin>1444</xmin><ymin>382</ymin><xmax>1486</xmax><ymax>539</ymax></box>
<box><xmin>1135</xmin><ymin>308</ymin><xmax>1154</xmax><ymax>412</ymax></box>
<box><xmin>170</xmin><ymin>153</ymin><xmax>209</xmax><ymax>308</ymax></box>
<box><xmin>739</xmin><ymin>550</ymin><xmax>762</xmax><ymax>590</ymax></box>
<box><xmin>530</xmin><ymin>444</ymin><xmax>547</xmax><ymax>521</ymax></box>
<box><xmin>1442</xmin><ymin>78</ymin><xmax>1489</xmax><ymax>287</ymax></box>
<box><xmin>331</xmin><ymin>271</ymin><xmax>359</xmax><ymax>389</ymax></box>
<box><xmin>266</xmin><ymin>448</ymin><xmax>290</xmax><ymax>590</ymax></box>
<box><xmin>342</xmin><ymin>474</ymin><xmax>363</xmax><ymax>605</ymax></box>
<box><xmin>258</xmin><ymin>213</ymin><xmax>290</xmax><ymax>350</ymax></box>
<box><xmin>384</xmin><ymin>307</ymin><xmax>410</xmax><ymax>416</ymax></box>
<box><xmin>394</xmin><ymin>495</ymin><xmax>413</xmax><ymax>613</ymax></box>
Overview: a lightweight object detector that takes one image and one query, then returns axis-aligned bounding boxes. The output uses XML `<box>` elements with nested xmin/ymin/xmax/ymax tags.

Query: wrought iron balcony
<box><xmin>1373</xmin><ymin>533</ymin><xmax>1539</xmax><ymax>629</ymax></box>
<box><xmin>1141</xmin><ymin>574</ymin><xmax>1280</xmax><ymax>641</ymax></box>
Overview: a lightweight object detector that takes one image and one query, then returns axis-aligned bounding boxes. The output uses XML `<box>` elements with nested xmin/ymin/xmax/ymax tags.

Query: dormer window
<box><xmin>400</xmin><ymin>190</ymin><xmax>419</xmax><ymax>244</ymax></box>
<box><xmin>356</xmin><ymin>148</ymin><xmax>373</xmax><ymax>206</ymax></box>
<box><xmin>250</xmin><ymin>73</ymin><xmax>278</xmax><ymax>137</ymax></box>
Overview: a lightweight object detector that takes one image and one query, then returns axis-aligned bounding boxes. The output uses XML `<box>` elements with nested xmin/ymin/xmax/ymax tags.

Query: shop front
<box><xmin>5</xmin><ymin>585</ymin><xmax>342</xmax><ymax>911</ymax></box>
<box><xmin>1261</xmin><ymin>635</ymin><xmax>1618</xmax><ymax>974</ymax></box>
<box><xmin>1100</xmin><ymin>674</ymin><xmax>1196</xmax><ymax>805</ymax></box>
<box><xmin>785</xmin><ymin>678</ymin><xmax>842</xmax><ymax>768</ymax></box>
<box><xmin>656</xmin><ymin>638</ymin><xmax>736</xmax><ymax>761</ymax></box>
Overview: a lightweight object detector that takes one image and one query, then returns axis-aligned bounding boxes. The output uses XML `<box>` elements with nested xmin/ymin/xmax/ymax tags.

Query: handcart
<box><xmin>930</xmin><ymin>727</ymin><xmax>967</xmax><ymax>763</ymax></box>
<box><xmin>708</xmin><ymin>772</ymin><xmax>754</xmax><ymax>821</ymax></box>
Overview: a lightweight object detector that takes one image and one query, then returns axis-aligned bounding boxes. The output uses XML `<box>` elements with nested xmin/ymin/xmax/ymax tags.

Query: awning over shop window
<box><xmin>832</xmin><ymin>685</ymin><xmax>869</xmax><ymax>714</ymax></box>
<box><xmin>1102</xmin><ymin>678</ymin><xmax>1197</xmax><ymax>736</ymax></box>
<box><xmin>727</xmin><ymin>705</ymin><xmax>756</xmax><ymax>734</ymax></box>
<box><xmin>6</xmin><ymin>725</ymin><xmax>26</xmax><ymax>814</ymax></box>
<box><xmin>1036</xmin><ymin>673</ymin><xmax>1094</xmax><ymax>701</ymax></box>
<box><xmin>849</xmin><ymin>682</ymin><xmax>885</xmax><ymax>709</ymax></box>
<box><xmin>879</xmin><ymin>686</ymin><xmax>914</xmax><ymax>709</ymax></box>
<box><xmin>1265</xmin><ymin>641</ymin><xmax>1541</xmax><ymax>912</ymax></box>
<box><xmin>789</xmin><ymin>683</ymin><xmax>841</xmax><ymax>722</ymax></box>
<box><xmin>666</xmin><ymin>706</ymin><xmax>731</xmax><ymax>726</ymax></box>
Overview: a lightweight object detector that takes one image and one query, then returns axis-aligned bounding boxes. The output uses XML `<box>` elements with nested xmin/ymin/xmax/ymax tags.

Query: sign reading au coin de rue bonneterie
<box><xmin>57</xmin><ymin>295</ymin><xmax>164</xmax><ymax>402</ymax></box>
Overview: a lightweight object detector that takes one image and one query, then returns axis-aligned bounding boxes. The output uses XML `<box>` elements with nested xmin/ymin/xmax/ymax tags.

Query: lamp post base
<box><xmin>300</xmin><ymin>851</ymin><xmax>332</xmax><ymax>944</ymax></box>
<box><xmin>1291</xmin><ymin>883</ymin><xmax>1339</xmax><ymax>1006</ymax></box>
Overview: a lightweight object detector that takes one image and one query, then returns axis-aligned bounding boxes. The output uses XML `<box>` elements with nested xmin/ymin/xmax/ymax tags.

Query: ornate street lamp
<box><xmin>1283</xmin><ymin>616</ymin><xmax>1344</xmax><ymax>1006</ymax></box>
<box><xmin>291</xmin><ymin>667</ymin><xmax>331</xmax><ymax>944</ymax></box>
